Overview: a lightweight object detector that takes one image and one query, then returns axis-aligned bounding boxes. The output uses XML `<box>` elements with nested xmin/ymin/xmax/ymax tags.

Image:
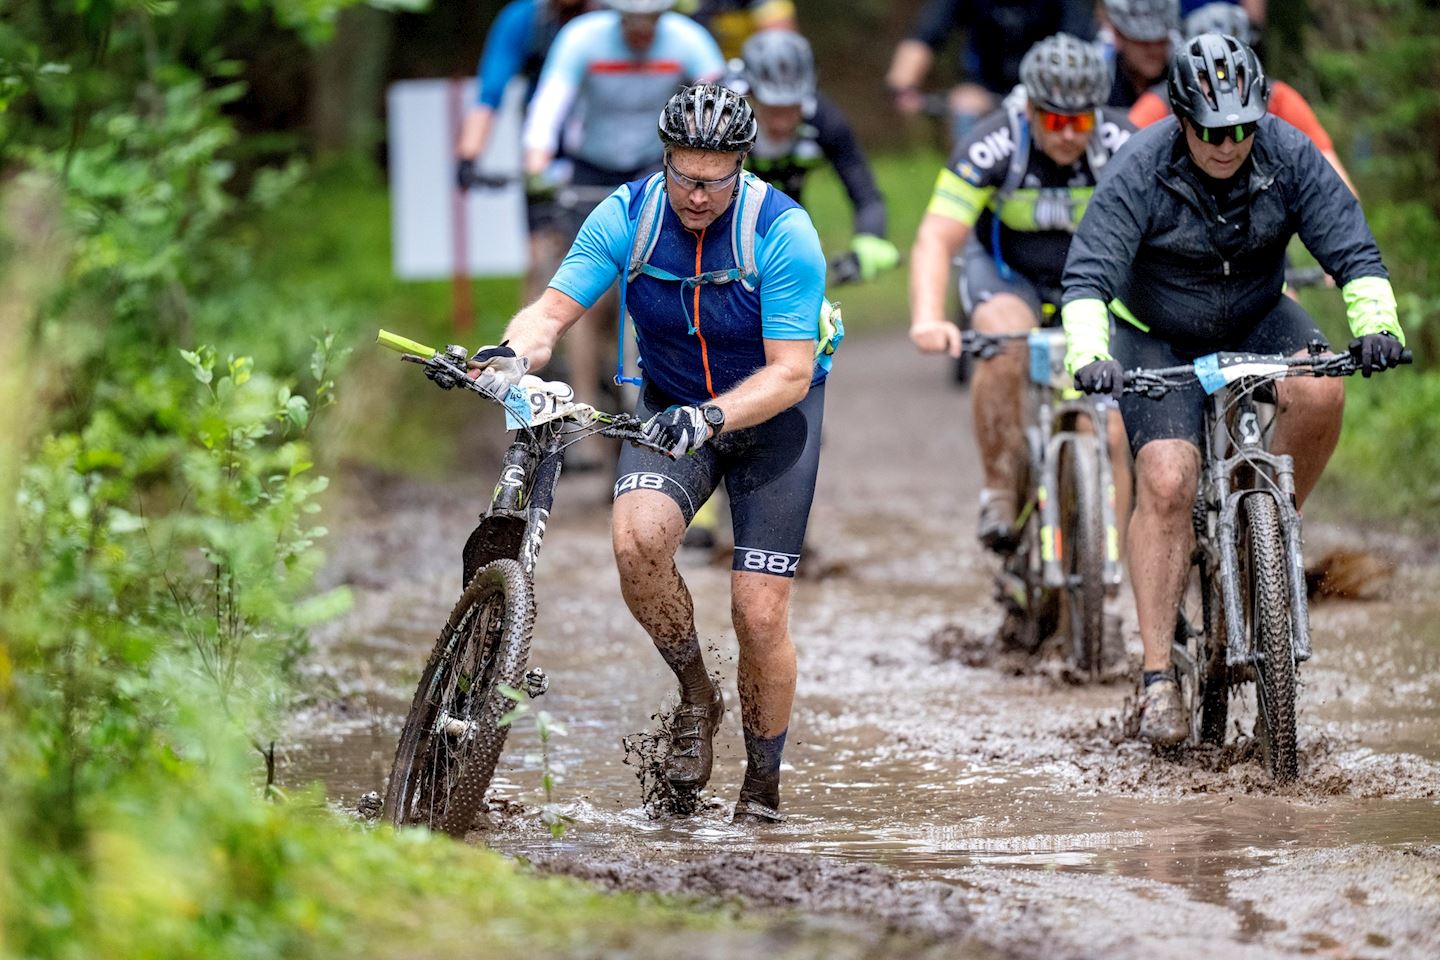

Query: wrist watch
<box><xmin>700</xmin><ymin>403</ymin><xmax>726</xmax><ymax>435</ymax></box>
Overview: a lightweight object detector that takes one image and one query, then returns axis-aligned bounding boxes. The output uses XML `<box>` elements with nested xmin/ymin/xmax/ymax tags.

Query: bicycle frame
<box><xmin>461</xmin><ymin>424</ymin><xmax>567</xmax><ymax>588</ymax></box>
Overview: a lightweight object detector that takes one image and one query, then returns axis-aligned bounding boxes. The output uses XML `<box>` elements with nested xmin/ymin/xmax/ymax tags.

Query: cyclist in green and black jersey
<box><xmin>908</xmin><ymin>33</ymin><xmax>1134</xmax><ymax>553</ymax></box>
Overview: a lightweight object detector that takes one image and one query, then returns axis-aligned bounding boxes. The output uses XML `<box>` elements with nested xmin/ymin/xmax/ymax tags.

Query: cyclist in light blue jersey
<box><xmin>523</xmin><ymin>0</ymin><xmax>726</xmax><ymax>185</ymax></box>
<box><xmin>472</xmin><ymin>85</ymin><xmax>835</xmax><ymax>824</ymax></box>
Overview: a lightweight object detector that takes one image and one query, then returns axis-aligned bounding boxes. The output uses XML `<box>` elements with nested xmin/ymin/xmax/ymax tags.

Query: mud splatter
<box><xmin>622</xmin><ymin>698</ymin><xmax>704</xmax><ymax>818</ymax></box>
<box><xmin>927</xmin><ymin>621</ymin><xmax>1136</xmax><ymax>686</ymax></box>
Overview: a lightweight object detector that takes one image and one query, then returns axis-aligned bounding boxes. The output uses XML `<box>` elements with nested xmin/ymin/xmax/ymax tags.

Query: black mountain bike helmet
<box><xmin>658</xmin><ymin>83</ymin><xmax>758</xmax><ymax>153</ymax></box>
<box><xmin>1020</xmin><ymin>33</ymin><xmax>1113</xmax><ymax>114</ymax></box>
<box><xmin>1167</xmin><ymin>32</ymin><xmax>1269</xmax><ymax>128</ymax></box>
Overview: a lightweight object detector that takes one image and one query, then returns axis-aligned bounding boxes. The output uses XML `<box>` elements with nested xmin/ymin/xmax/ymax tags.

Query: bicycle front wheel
<box><xmin>1058</xmin><ymin>436</ymin><xmax>1105</xmax><ymax>676</ymax></box>
<box><xmin>1242</xmin><ymin>494</ymin><xmax>1299</xmax><ymax>783</ymax></box>
<box><xmin>385</xmin><ymin>558</ymin><xmax>535</xmax><ymax>835</ymax></box>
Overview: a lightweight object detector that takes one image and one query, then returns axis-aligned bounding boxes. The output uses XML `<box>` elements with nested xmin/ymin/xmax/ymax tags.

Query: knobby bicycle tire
<box><xmin>1059</xmin><ymin>436</ymin><xmax>1105</xmax><ymax>675</ymax></box>
<box><xmin>384</xmin><ymin>558</ymin><xmax>536</xmax><ymax>835</ymax></box>
<box><xmin>1242</xmin><ymin>495</ymin><xmax>1299</xmax><ymax>783</ymax></box>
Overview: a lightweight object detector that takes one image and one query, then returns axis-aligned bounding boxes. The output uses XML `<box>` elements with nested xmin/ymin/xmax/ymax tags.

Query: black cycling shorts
<box><xmin>958</xmin><ymin>236</ymin><xmax>1062</xmax><ymax>327</ymax></box>
<box><xmin>1115</xmin><ymin>295</ymin><xmax>1328</xmax><ymax>455</ymax></box>
<box><xmin>614</xmin><ymin>379</ymin><xmax>825</xmax><ymax>579</ymax></box>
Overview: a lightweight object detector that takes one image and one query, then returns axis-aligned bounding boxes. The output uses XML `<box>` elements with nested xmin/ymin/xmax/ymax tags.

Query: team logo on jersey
<box><xmin>1034</xmin><ymin>188</ymin><xmax>1081</xmax><ymax>232</ymax></box>
<box><xmin>966</xmin><ymin>127</ymin><xmax>1015</xmax><ymax>171</ymax></box>
<box><xmin>1098</xmin><ymin>121</ymin><xmax>1130</xmax><ymax>153</ymax></box>
<box><xmin>956</xmin><ymin>161</ymin><xmax>983</xmax><ymax>185</ymax></box>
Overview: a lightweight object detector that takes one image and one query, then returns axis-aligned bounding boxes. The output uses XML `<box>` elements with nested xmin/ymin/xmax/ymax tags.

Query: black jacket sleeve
<box><xmin>909</xmin><ymin>0</ymin><xmax>965</xmax><ymax>49</ymax></box>
<box><xmin>813</xmin><ymin>95</ymin><xmax>888</xmax><ymax>238</ymax></box>
<box><xmin>1061</xmin><ymin>123</ymin><xmax>1162</xmax><ymax>305</ymax></box>
<box><xmin>1279</xmin><ymin>119</ymin><xmax>1388</xmax><ymax>285</ymax></box>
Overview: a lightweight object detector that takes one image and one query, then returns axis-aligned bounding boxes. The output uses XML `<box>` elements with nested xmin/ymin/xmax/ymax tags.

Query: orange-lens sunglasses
<box><xmin>1037</xmin><ymin>109</ymin><xmax>1097</xmax><ymax>134</ymax></box>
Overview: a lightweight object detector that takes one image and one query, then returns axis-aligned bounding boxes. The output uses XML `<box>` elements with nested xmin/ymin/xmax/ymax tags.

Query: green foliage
<box><xmin>1291</xmin><ymin>0</ymin><xmax>1440</xmax><ymax>523</ymax></box>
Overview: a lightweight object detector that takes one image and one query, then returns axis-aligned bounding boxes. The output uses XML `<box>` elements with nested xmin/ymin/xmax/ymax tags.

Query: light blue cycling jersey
<box><xmin>523</xmin><ymin>10</ymin><xmax>725</xmax><ymax>174</ymax></box>
<box><xmin>549</xmin><ymin>177</ymin><xmax>828</xmax><ymax>406</ymax></box>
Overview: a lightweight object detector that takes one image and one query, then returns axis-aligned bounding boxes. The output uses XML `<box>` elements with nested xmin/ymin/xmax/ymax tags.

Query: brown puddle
<box><xmin>289</xmin><ymin>336</ymin><xmax>1440</xmax><ymax>959</ymax></box>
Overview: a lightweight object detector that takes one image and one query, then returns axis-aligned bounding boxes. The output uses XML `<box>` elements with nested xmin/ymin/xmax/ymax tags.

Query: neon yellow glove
<box><xmin>850</xmin><ymin>234</ymin><xmax>901</xmax><ymax>282</ymax></box>
<box><xmin>1061</xmin><ymin>298</ymin><xmax>1112</xmax><ymax>376</ymax></box>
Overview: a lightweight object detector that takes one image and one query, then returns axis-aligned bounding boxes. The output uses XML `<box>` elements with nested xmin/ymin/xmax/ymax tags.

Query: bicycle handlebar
<box><xmin>1122</xmin><ymin>347</ymin><xmax>1413</xmax><ymax>399</ymax></box>
<box><xmin>376</xmin><ymin>329</ymin><xmax>666</xmax><ymax>450</ymax></box>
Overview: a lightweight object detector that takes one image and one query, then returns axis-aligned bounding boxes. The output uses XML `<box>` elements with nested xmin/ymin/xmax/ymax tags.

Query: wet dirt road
<box><xmin>292</xmin><ymin>333</ymin><xmax>1440</xmax><ymax>959</ymax></box>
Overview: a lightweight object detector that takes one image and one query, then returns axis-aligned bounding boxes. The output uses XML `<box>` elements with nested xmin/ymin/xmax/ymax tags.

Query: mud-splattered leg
<box><xmin>731</xmin><ymin>571</ymin><xmax>795</xmax><ymax>811</ymax></box>
<box><xmin>1128</xmin><ymin>440</ymin><xmax>1202</xmax><ymax>672</ymax></box>
<box><xmin>612</xmin><ymin>490</ymin><xmax>714</xmax><ymax>702</ymax></box>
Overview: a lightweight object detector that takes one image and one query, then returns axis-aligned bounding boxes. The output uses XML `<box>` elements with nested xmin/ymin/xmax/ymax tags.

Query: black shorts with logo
<box><xmin>614</xmin><ymin>379</ymin><xmax>825</xmax><ymax>578</ymax></box>
<box><xmin>1114</xmin><ymin>295</ymin><xmax>1328</xmax><ymax>455</ymax></box>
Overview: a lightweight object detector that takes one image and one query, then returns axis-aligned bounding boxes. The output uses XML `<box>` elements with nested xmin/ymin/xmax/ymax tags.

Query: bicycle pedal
<box><xmin>524</xmin><ymin>667</ymin><xmax>549</xmax><ymax>698</ymax></box>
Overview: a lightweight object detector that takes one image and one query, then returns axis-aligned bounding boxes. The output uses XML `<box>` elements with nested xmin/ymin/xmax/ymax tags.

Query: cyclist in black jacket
<box><xmin>1063</xmin><ymin>34</ymin><xmax>1405</xmax><ymax>744</ymax></box>
<box><xmin>730</xmin><ymin>29</ymin><xmax>900</xmax><ymax>281</ymax></box>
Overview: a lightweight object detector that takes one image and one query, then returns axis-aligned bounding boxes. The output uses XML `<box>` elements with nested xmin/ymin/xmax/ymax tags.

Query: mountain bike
<box><xmin>963</xmin><ymin>327</ymin><xmax>1124</xmax><ymax>675</ymax></box>
<box><xmin>373</xmin><ymin>330</ymin><xmax>664</xmax><ymax>835</ymax></box>
<box><xmin>1123</xmin><ymin>343</ymin><xmax>1410</xmax><ymax>781</ymax></box>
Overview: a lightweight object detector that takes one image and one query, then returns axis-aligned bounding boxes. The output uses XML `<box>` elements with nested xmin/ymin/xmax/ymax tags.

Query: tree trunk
<box><xmin>310</xmin><ymin>5</ymin><xmax>396</xmax><ymax>156</ymax></box>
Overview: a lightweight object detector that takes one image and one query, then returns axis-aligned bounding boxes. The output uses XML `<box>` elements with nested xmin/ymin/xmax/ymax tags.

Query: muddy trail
<box><xmin>290</xmin><ymin>334</ymin><xmax>1440</xmax><ymax>959</ymax></box>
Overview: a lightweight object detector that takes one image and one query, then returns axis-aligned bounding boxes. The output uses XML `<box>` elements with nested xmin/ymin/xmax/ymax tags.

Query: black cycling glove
<box><xmin>1348</xmin><ymin>333</ymin><xmax>1404</xmax><ymax>378</ymax></box>
<box><xmin>1074</xmin><ymin>358</ymin><xmax>1125</xmax><ymax>398</ymax></box>
<box><xmin>455</xmin><ymin>158</ymin><xmax>478</xmax><ymax>191</ymax></box>
<box><xmin>642</xmin><ymin>406</ymin><xmax>712</xmax><ymax>460</ymax></box>
<box><xmin>467</xmin><ymin>342</ymin><xmax>529</xmax><ymax>395</ymax></box>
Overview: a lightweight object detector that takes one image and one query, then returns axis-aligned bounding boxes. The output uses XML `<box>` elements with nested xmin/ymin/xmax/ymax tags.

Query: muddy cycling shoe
<box><xmin>977</xmin><ymin>489</ymin><xmax>1019</xmax><ymax>554</ymax></box>
<box><xmin>663</xmin><ymin>688</ymin><xmax>725</xmax><ymax>791</ymax></box>
<box><xmin>731</xmin><ymin>798</ymin><xmax>786</xmax><ymax>825</ymax></box>
<box><xmin>1138</xmin><ymin>677</ymin><xmax>1190</xmax><ymax>746</ymax></box>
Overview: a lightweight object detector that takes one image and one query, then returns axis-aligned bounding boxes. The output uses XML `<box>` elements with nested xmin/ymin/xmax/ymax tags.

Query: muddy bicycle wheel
<box><xmin>384</xmin><ymin>558</ymin><xmax>535</xmax><ymax>836</ymax></box>
<box><xmin>1058</xmin><ymin>437</ymin><xmax>1105</xmax><ymax>675</ymax></box>
<box><xmin>1241</xmin><ymin>494</ymin><xmax>1299</xmax><ymax>783</ymax></box>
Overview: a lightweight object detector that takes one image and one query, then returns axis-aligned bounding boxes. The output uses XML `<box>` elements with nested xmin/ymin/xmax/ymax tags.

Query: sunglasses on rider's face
<box><xmin>665</xmin><ymin>156</ymin><xmax>743</xmax><ymax>193</ymax></box>
<box><xmin>1194</xmin><ymin>120</ymin><xmax>1260</xmax><ymax>144</ymax></box>
<box><xmin>1036</xmin><ymin>109</ymin><xmax>1096</xmax><ymax>134</ymax></box>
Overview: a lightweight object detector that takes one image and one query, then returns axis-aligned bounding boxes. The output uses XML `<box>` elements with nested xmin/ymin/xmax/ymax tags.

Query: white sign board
<box><xmin>387</xmin><ymin>78</ymin><xmax>529</xmax><ymax>279</ymax></box>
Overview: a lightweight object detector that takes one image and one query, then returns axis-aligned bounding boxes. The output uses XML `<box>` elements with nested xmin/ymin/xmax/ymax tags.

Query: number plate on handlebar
<box><xmin>1193</xmin><ymin>353</ymin><xmax>1292</xmax><ymax>395</ymax></box>
<box><xmin>1028</xmin><ymin>328</ymin><xmax>1071</xmax><ymax>390</ymax></box>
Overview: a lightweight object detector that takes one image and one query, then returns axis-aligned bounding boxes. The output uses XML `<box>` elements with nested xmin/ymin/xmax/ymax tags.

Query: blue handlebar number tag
<box><xmin>1194</xmin><ymin>353</ymin><xmax>1226</xmax><ymax>395</ymax></box>
<box><xmin>503</xmin><ymin>386</ymin><xmax>533</xmax><ymax>429</ymax></box>
<box><xmin>1028</xmin><ymin>332</ymin><xmax>1052</xmax><ymax>387</ymax></box>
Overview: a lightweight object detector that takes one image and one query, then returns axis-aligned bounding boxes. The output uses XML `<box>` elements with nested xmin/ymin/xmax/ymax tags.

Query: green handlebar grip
<box><xmin>376</xmin><ymin>329</ymin><xmax>440</xmax><ymax>358</ymax></box>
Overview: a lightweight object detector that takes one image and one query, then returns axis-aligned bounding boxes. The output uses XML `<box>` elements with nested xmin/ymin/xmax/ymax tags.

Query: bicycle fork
<box><xmin>1212</xmin><ymin>407</ymin><xmax>1313</xmax><ymax>668</ymax></box>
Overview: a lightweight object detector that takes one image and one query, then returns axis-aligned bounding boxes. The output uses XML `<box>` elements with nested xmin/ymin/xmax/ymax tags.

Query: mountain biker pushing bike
<box><xmin>908</xmin><ymin>33</ymin><xmax>1134</xmax><ymax>556</ymax></box>
<box><xmin>471</xmin><ymin>84</ymin><xmax>831</xmax><ymax>824</ymax></box>
<box><xmin>681</xmin><ymin>28</ymin><xmax>892</xmax><ymax>553</ymax></box>
<box><xmin>1062</xmin><ymin>33</ymin><xmax>1405</xmax><ymax>744</ymax></box>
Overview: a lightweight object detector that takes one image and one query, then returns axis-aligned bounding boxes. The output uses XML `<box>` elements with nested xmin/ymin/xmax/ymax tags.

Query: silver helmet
<box><xmin>1103</xmin><ymin>0</ymin><xmax>1181</xmax><ymax>42</ymax></box>
<box><xmin>1020</xmin><ymin>33</ymin><xmax>1113</xmax><ymax>114</ymax></box>
<box><xmin>1184</xmin><ymin>1</ymin><xmax>1254</xmax><ymax>45</ymax></box>
<box><xmin>740</xmin><ymin>30</ymin><xmax>816</xmax><ymax>106</ymax></box>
